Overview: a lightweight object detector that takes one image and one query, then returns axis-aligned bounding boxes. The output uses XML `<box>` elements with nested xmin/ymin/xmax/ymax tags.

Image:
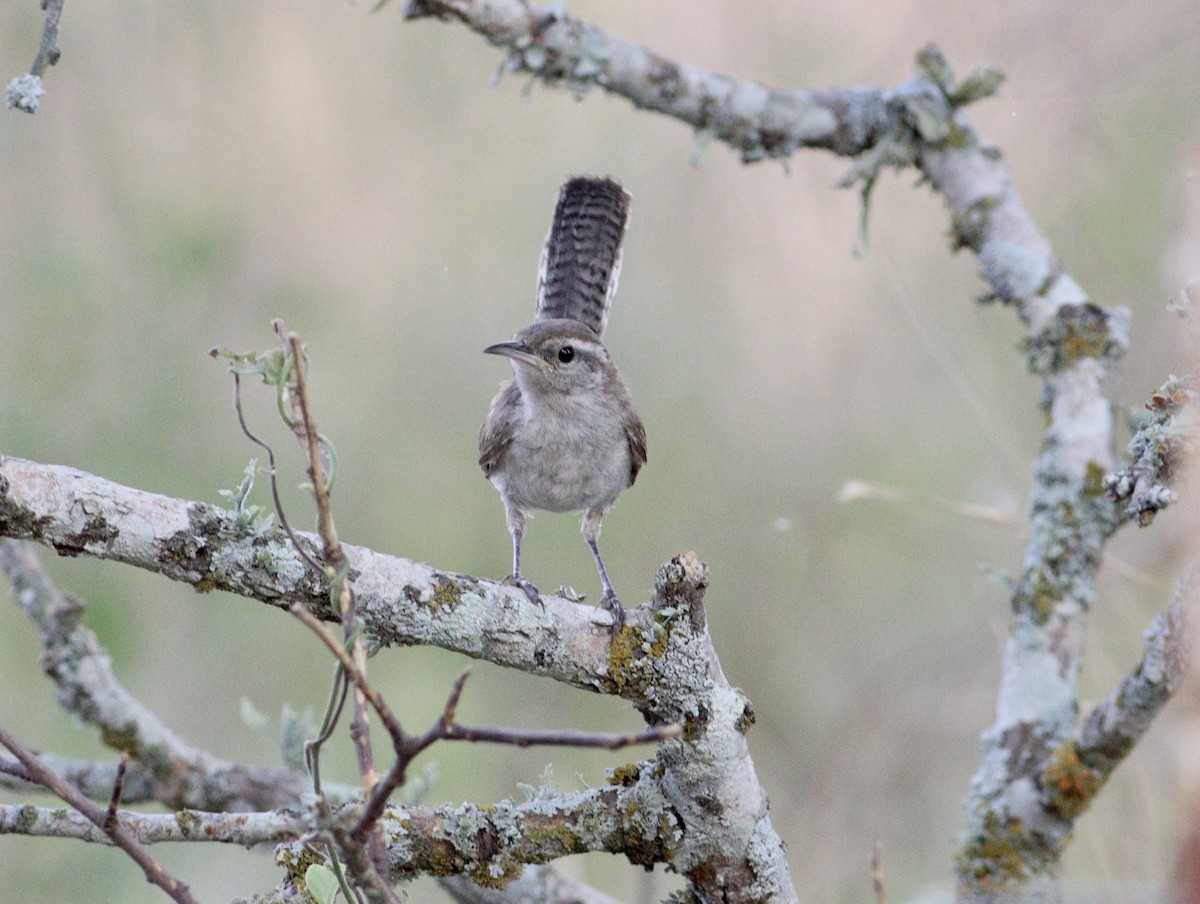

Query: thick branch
<box><xmin>0</xmin><ymin>456</ymin><xmax>622</xmax><ymax>693</ymax></box>
<box><xmin>2</xmin><ymin>781</ymin><xmax>682</xmax><ymax>895</ymax></box>
<box><xmin>405</xmin><ymin>0</ymin><xmax>917</xmax><ymax>162</ymax></box>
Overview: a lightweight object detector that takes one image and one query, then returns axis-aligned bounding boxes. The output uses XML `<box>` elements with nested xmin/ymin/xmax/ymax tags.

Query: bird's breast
<box><xmin>498</xmin><ymin>397</ymin><xmax>632</xmax><ymax>513</ymax></box>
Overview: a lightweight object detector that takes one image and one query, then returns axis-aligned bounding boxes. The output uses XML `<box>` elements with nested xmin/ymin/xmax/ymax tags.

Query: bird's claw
<box><xmin>503</xmin><ymin>573</ymin><xmax>543</xmax><ymax>610</ymax></box>
<box><xmin>598</xmin><ymin>591</ymin><xmax>625</xmax><ymax>632</ymax></box>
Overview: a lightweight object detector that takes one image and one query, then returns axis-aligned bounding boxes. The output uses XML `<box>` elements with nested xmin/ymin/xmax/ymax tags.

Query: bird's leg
<box><xmin>503</xmin><ymin>501</ymin><xmax>541</xmax><ymax>608</ymax></box>
<box><xmin>583</xmin><ymin>508</ymin><xmax>624</xmax><ymax>630</ymax></box>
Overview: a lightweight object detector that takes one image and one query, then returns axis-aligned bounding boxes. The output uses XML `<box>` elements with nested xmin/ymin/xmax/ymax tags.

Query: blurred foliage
<box><xmin>2</xmin><ymin>1</ymin><xmax>1198</xmax><ymax>902</ymax></box>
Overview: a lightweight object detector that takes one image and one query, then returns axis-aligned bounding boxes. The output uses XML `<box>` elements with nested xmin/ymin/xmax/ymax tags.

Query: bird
<box><xmin>479</xmin><ymin>175</ymin><xmax>646</xmax><ymax>628</ymax></box>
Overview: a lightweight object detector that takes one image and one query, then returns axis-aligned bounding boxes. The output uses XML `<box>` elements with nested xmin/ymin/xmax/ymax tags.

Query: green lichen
<box><xmin>15</xmin><ymin>803</ymin><xmax>39</xmax><ymax>834</ymax></box>
<box><xmin>605</xmin><ymin>615</ymin><xmax>674</xmax><ymax>697</ymax></box>
<box><xmin>174</xmin><ymin>809</ymin><xmax>196</xmax><ymax>833</ymax></box>
<box><xmin>949</xmin><ymin>194</ymin><xmax>1000</xmax><ymax>253</ymax></box>
<box><xmin>194</xmin><ymin>568</ymin><xmax>227</xmax><ymax>594</ymax></box>
<box><xmin>608</xmin><ymin>762</ymin><xmax>642</xmax><ymax>787</ymax></box>
<box><xmin>1082</xmin><ymin>461</ymin><xmax>1107</xmax><ymax>499</ymax></box>
<box><xmin>734</xmin><ymin>692</ymin><xmax>757</xmax><ymax>734</ymax></box>
<box><xmin>1023</xmin><ymin>303</ymin><xmax>1116</xmax><ymax>374</ymax></box>
<box><xmin>100</xmin><ymin>722</ymin><xmax>140</xmax><ymax>752</ymax></box>
<box><xmin>956</xmin><ymin>811</ymin><xmax>1032</xmax><ymax>888</ymax></box>
<box><xmin>1010</xmin><ymin>564</ymin><xmax>1059</xmax><ymax>622</ymax></box>
<box><xmin>276</xmin><ymin>843</ymin><xmax>325</xmax><ymax>884</ymax></box>
<box><xmin>1040</xmin><ymin>741</ymin><xmax>1105</xmax><ymax>819</ymax></box>
<box><xmin>605</xmin><ymin>624</ymin><xmax>646</xmax><ymax>695</ymax></box>
<box><xmin>1061</xmin><ymin>326</ymin><xmax>1108</xmax><ymax>362</ymax></box>
<box><xmin>523</xmin><ymin>822</ymin><xmax>582</xmax><ymax>856</ymax></box>
<box><xmin>428</xmin><ymin>574</ymin><xmax>463</xmax><ymax>611</ymax></box>
<box><xmin>468</xmin><ymin>853</ymin><xmax>524</xmax><ymax>889</ymax></box>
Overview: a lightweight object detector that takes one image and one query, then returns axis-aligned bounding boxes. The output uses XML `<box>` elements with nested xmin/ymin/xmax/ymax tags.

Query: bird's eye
<box><xmin>557</xmin><ymin>346</ymin><xmax>575</xmax><ymax>363</ymax></box>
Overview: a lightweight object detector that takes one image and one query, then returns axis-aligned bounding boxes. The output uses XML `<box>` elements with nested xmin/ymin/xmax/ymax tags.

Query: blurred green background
<box><xmin>2</xmin><ymin>2</ymin><xmax>1198</xmax><ymax>901</ymax></box>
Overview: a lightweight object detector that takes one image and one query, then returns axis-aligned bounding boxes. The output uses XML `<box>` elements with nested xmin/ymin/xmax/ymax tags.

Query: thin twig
<box><xmin>0</xmin><ymin>723</ymin><xmax>198</xmax><ymax>904</ymax></box>
<box><xmin>230</xmin><ymin>371</ymin><xmax>325</xmax><ymax>577</ymax></box>
<box><xmin>103</xmin><ymin>752</ymin><xmax>130</xmax><ymax>833</ymax></box>
<box><xmin>290</xmin><ymin>603</ymin><xmax>411</xmax><ymax>739</ymax></box>
<box><xmin>442</xmin><ymin>722</ymin><xmax>683</xmax><ymax>749</ymax></box>
<box><xmin>271</xmin><ymin>321</ymin><xmax>389</xmax><ymax>894</ymax></box>
<box><xmin>30</xmin><ymin>0</ymin><xmax>65</xmax><ymax>77</ymax></box>
<box><xmin>1</xmin><ymin>801</ymin><xmax>307</xmax><ymax>846</ymax></box>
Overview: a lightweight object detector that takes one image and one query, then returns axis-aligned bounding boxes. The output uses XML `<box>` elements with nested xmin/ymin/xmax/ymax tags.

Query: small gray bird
<box><xmin>479</xmin><ymin>176</ymin><xmax>646</xmax><ymax>627</ymax></box>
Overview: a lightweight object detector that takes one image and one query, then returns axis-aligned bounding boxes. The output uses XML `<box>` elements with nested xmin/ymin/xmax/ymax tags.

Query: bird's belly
<box><xmin>500</xmin><ymin>430</ymin><xmax>630</xmax><ymax>514</ymax></box>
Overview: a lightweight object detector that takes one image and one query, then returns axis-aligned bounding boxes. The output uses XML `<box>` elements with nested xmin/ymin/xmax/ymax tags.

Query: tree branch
<box><xmin>404</xmin><ymin>0</ymin><xmax>949</xmax><ymax>163</ymax></box>
<box><xmin>0</xmin><ymin>456</ymin><xmax>622</xmax><ymax>694</ymax></box>
<box><xmin>3</xmin><ymin>781</ymin><xmax>678</xmax><ymax>878</ymax></box>
<box><xmin>0</xmin><ymin>801</ymin><xmax>308</xmax><ymax>846</ymax></box>
<box><xmin>1076</xmin><ymin>567</ymin><xmax>1194</xmax><ymax>781</ymax></box>
<box><xmin>1104</xmin><ymin>375</ymin><xmax>1196</xmax><ymax>526</ymax></box>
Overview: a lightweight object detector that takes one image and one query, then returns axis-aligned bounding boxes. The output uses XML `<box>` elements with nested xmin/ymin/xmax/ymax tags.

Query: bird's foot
<box><xmin>597</xmin><ymin>591</ymin><xmax>625</xmax><ymax>632</ymax></box>
<box><xmin>503</xmin><ymin>573</ymin><xmax>543</xmax><ymax>610</ymax></box>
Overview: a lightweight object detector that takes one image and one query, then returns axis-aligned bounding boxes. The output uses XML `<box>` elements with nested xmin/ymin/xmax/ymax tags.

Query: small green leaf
<box><xmin>279</xmin><ymin>704</ymin><xmax>316</xmax><ymax>773</ymax></box>
<box><xmin>304</xmin><ymin>864</ymin><xmax>339</xmax><ymax>904</ymax></box>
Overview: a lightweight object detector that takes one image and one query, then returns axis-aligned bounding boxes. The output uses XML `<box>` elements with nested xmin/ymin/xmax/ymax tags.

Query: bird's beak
<box><xmin>483</xmin><ymin>340</ymin><xmax>547</xmax><ymax>369</ymax></box>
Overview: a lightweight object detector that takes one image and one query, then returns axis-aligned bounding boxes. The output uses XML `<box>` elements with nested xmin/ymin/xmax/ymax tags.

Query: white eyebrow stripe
<box><xmin>560</xmin><ymin>340</ymin><xmax>605</xmax><ymax>356</ymax></box>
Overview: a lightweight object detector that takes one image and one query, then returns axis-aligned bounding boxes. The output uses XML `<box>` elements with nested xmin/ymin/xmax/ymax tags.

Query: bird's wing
<box><xmin>625</xmin><ymin>409</ymin><xmax>647</xmax><ymax>486</ymax></box>
<box><xmin>478</xmin><ymin>380</ymin><xmax>522</xmax><ymax>476</ymax></box>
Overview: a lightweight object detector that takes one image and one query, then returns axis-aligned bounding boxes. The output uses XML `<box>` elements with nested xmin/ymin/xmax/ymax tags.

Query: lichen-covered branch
<box><xmin>0</xmin><ymin>458</ymin><xmax>793</xmax><ymax>901</ymax></box>
<box><xmin>0</xmin><ymin>455</ymin><xmax>620</xmax><ymax>693</ymax></box>
<box><xmin>0</xmin><ymin>801</ymin><xmax>308</xmax><ymax>847</ymax></box>
<box><xmin>955</xmin><ymin>570</ymin><xmax>1194</xmax><ymax>901</ymax></box>
<box><xmin>2</xmin><ymin>780</ymin><xmax>676</xmax><ymax>882</ymax></box>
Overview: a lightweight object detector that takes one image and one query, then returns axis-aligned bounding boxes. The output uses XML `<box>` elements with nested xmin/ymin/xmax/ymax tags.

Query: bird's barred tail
<box><xmin>535</xmin><ymin>176</ymin><xmax>631</xmax><ymax>339</ymax></box>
